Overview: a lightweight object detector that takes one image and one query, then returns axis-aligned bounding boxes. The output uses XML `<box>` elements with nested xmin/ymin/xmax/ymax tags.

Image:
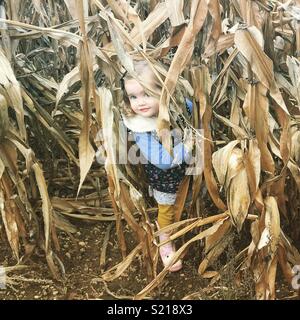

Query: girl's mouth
<box><xmin>139</xmin><ymin>108</ymin><xmax>150</xmax><ymax>112</ymax></box>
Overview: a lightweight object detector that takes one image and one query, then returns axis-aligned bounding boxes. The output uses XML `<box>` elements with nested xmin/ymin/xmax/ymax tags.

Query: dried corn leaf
<box><xmin>102</xmin><ymin>243</ymin><xmax>142</xmax><ymax>281</ymax></box>
<box><xmin>269</xmin><ymin>130</ymin><xmax>300</xmax><ymax>190</ymax></box>
<box><xmin>267</xmin><ymin>256</ymin><xmax>278</xmax><ymax>300</ymax></box>
<box><xmin>0</xmin><ymin>94</ymin><xmax>8</xmax><ymax>140</ymax></box>
<box><xmin>0</xmin><ymin>140</ymin><xmax>18</xmax><ymax>175</ymax></box>
<box><xmin>235</xmin><ymin>27</ymin><xmax>289</xmax><ymax>115</ymax></box>
<box><xmin>0</xmin><ymin>49</ymin><xmax>26</xmax><ymax>140</ymax></box>
<box><xmin>166</xmin><ymin>0</ymin><xmax>185</xmax><ymax>27</ymax></box>
<box><xmin>64</xmin><ymin>0</ymin><xmax>89</xmax><ymax>20</ymax></box>
<box><xmin>227</xmin><ymin>165</ymin><xmax>251</xmax><ymax>232</ymax></box>
<box><xmin>291</xmin><ymin>130</ymin><xmax>300</xmax><ymax>165</ymax></box>
<box><xmin>199</xmin><ymin>228</ymin><xmax>233</xmax><ymax>275</ymax></box>
<box><xmin>243</xmin><ymin>83</ymin><xmax>275</xmax><ymax>174</ymax></box>
<box><xmin>96</xmin><ymin>87</ymin><xmax>120</xmax><ymax>198</ymax></box>
<box><xmin>158</xmin><ymin>0</ymin><xmax>208</xmax><ymax>153</ymax></box>
<box><xmin>77</xmin><ymin>6</ymin><xmax>97</xmax><ymax>195</ymax></box>
<box><xmin>278</xmin><ymin>245</ymin><xmax>294</xmax><ymax>284</ymax></box>
<box><xmin>286</xmin><ymin>55</ymin><xmax>300</xmax><ymax>109</ymax></box>
<box><xmin>202</xmin><ymin>105</ymin><xmax>226</xmax><ymax>210</ymax></box>
<box><xmin>122</xmin><ymin>2</ymin><xmax>169</xmax><ymax>48</ymax></box>
<box><xmin>0</xmin><ymin>187</ymin><xmax>19</xmax><ymax>261</ymax></box>
<box><xmin>53</xmin><ymin>212</ymin><xmax>77</xmax><ymax>234</ymax></box>
<box><xmin>0</xmin><ymin>158</ymin><xmax>4</xmax><ymax>180</ymax></box>
<box><xmin>32</xmin><ymin>163</ymin><xmax>53</xmax><ymax>254</ymax></box>
<box><xmin>247</xmin><ymin>139</ymin><xmax>261</xmax><ymax>192</ymax></box>
<box><xmin>174</xmin><ymin>176</ymin><xmax>190</xmax><ymax>222</ymax></box>
<box><xmin>107</xmin><ymin>17</ymin><xmax>135</xmax><ymax>74</ymax></box>
<box><xmin>212</xmin><ymin>140</ymin><xmax>240</xmax><ymax>185</ymax></box>
<box><xmin>258</xmin><ymin>196</ymin><xmax>280</xmax><ymax>255</ymax></box>
<box><xmin>205</xmin><ymin>217</ymin><xmax>231</xmax><ymax>254</ymax></box>
<box><xmin>203</xmin><ymin>0</ymin><xmax>222</xmax><ymax>57</ymax></box>
<box><xmin>0</xmin><ymin>18</ymin><xmax>81</xmax><ymax>47</ymax></box>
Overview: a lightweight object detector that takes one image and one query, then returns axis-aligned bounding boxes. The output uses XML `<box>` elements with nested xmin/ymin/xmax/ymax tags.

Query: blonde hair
<box><xmin>120</xmin><ymin>60</ymin><xmax>162</xmax><ymax>117</ymax></box>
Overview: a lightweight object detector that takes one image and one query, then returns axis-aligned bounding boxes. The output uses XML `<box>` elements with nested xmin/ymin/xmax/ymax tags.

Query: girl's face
<box><xmin>124</xmin><ymin>71</ymin><xmax>159</xmax><ymax>118</ymax></box>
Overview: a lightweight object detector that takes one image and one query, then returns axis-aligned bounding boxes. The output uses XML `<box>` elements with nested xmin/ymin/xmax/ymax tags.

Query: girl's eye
<box><xmin>129</xmin><ymin>95</ymin><xmax>136</xmax><ymax>100</ymax></box>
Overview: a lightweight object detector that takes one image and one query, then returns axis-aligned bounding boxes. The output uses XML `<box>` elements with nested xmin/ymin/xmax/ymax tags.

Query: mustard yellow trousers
<box><xmin>157</xmin><ymin>204</ymin><xmax>175</xmax><ymax>228</ymax></box>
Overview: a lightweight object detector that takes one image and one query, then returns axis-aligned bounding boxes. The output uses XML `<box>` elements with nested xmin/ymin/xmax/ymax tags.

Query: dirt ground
<box><xmin>0</xmin><ymin>218</ymin><xmax>298</xmax><ymax>300</ymax></box>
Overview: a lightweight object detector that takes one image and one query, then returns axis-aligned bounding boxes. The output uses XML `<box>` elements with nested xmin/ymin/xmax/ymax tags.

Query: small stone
<box><xmin>78</xmin><ymin>241</ymin><xmax>86</xmax><ymax>247</ymax></box>
<box><xmin>66</xmin><ymin>252</ymin><xmax>71</xmax><ymax>259</ymax></box>
<box><xmin>53</xmin><ymin>291</ymin><xmax>58</xmax><ymax>295</ymax></box>
<box><xmin>180</xmin><ymin>273</ymin><xmax>185</xmax><ymax>277</ymax></box>
<box><xmin>34</xmin><ymin>295</ymin><xmax>40</xmax><ymax>299</ymax></box>
<box><xmin>76</xmin><ymin>232</ymin><xmax>81</xmax><ymax>236</ymax></box>
<box><xmin>80</xmin><ymin>247</ymin><xmax>86</xmax><ymax>253</ymax></box>
<box><xmin>188</xmin><ymin>284</ymin><xmax>192</xmax><ymax>289</ymax></box>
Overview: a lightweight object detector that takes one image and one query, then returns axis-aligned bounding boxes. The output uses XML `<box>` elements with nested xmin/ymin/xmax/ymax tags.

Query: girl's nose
<box><xmin>138</xmin><ymin>97</ymin><xmax>146</xmax><ymax>105</ymax></box>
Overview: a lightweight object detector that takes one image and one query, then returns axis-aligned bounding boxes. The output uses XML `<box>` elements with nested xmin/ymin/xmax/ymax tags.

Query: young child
<box><xmin>121</xmin><ymin>60</ymin><xmax>193</xmax><ymax>272</ymax></box>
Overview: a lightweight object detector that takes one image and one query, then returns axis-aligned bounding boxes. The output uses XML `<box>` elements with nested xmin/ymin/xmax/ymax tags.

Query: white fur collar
<box><xmin>122</xmin><ymin>113</ymin><xmax>157</xmax><ymax>132</ymax></box>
